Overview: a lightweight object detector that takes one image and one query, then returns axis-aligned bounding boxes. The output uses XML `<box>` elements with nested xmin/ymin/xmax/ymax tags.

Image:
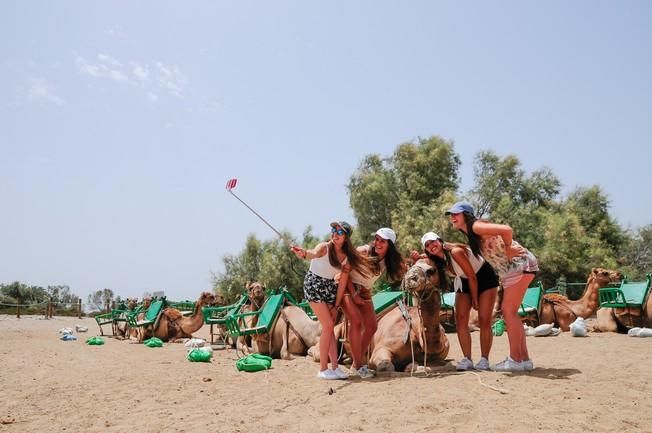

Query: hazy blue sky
<box><xmin>2</xmin><ymin>1</ymin><xmax>650</xmax><ymax>304</ymax></box>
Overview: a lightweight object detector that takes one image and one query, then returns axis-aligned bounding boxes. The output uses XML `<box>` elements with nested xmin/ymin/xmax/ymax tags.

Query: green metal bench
<box><xmin>599</xmin><ymin>274</ymin><xmax>651</xmax><ymax>308</ymax></box>
<box><xmin>202</xmin><ymin>295</ymin><xmax>248</xmax><ymax>344</ymax></box>
<box><xmin>440</xmin><ymin>292</ymin><xmax>456</xmax><ymax>311</ymax></box>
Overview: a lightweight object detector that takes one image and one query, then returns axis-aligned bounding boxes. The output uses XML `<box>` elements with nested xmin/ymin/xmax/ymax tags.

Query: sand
<box><xmin>1</xmin><ymin>314</ymin><xmax>651</xmax><ymax>433</ymax></box>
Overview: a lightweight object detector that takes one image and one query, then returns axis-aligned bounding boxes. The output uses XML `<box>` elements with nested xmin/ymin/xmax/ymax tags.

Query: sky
<box><xmin>1</xmin><ymin>1</ymin><xmax>651</xmax><ymax>304</ymax></box>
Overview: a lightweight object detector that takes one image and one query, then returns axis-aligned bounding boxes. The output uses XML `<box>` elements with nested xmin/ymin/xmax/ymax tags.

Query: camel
<box><xmin>235</xmin><ymin>282</ymin><xmax>267</xmax><ymax>354</ymax></box>
<box><xmin>594</xmin><ymin>275</ymin><xmax>652</xmax><ymax>332</ymax></box>
<box><xmin>252</xmin><ymin>305</ymin><xmax>321</xmax><ymax>359</ymax></box>
<box><xmin>140</xmin><ymin>292</ymin><xmax>216</xmax><ymax>342</ymax></box>
<box><xmin>538</xmin><ymin>267</ymin><xmax>623</xmax><ymax>331</ymax></box>
<box><xmin>114</xmin><ymin>298</ymin><xmax>138</xmax><ymax>338</ymax></box>
<box><xmin>368</xmin><ymin>259</ymin><xmax>450</xmax><ymax>372</ymax></box>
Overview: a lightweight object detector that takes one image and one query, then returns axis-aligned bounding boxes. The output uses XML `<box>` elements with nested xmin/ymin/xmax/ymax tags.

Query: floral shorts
<box><xmin>500</xmin><ymin>250</ymin><xmax>539</xmax><ymax>288</ymax></box>
<box><xmin>303</xmin><ymin>271</ymin><xmax>337</xmax><ymax>304</ymax></box>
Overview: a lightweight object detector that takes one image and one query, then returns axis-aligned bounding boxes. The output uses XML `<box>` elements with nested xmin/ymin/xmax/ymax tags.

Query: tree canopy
<box><xmin>214</xmin><ymin>135</ymin><xmax>648</xmax><ymax>296</ymax></box>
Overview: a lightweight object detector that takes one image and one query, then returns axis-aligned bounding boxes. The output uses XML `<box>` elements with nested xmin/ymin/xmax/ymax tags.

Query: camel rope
<box><xmin>469</xmin><ymin>371</ymin><xmax>510</xmax><ymax>394</ymax></box>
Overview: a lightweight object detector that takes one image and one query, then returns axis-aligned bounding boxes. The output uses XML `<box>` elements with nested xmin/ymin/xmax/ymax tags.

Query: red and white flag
<box><xmin>225</xmin><ymin>178</ymin><xmax>238</xmax><ymax>190</ymax></box>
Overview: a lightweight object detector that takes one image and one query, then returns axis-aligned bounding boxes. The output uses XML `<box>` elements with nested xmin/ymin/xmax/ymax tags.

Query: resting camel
<box><xmin>538</xmin><ymin>267</ymin><xmax>622</xmax><ymax>331</ymax></box>
<box><xmin>140</xmin><ymin>292</ymin><xmax>216</xmax><ymax>342</ymax></box>
<box><xmin>368</xmin><ymin>259</ymin><xmax>450</xmax><ymax>372</ymax></box>
<box><xmin>236</xmin><ymin>282</ymin><xmax>267</xmax><ymax>354</ymax></box>
<box><xmin>252</xmin><ymin>305</ymin><xmax>321</xmax><ymax>359</ymax></box>
<box><xmin>594</xmin><ymin>276</ymin><xmax>652</xmax><ymax>332</ymax></box>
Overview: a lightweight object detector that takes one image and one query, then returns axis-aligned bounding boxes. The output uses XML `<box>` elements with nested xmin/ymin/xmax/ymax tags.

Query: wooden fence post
<box><xmin>78</xmin><ymin>299</ymin><xmax>82</xmax><ymax>319</ymax></box>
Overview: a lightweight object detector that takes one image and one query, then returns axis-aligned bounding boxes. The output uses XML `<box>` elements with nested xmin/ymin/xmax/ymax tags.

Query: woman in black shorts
<box><xmin>417</xmin><ymin>232</ymin><xmax>498</xmax><ymax>371</ymax></box>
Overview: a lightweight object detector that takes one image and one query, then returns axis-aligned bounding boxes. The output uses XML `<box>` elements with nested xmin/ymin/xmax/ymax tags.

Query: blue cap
<box><xmin>445</xmin><ymin>201</ymin><xmax>475</xmax><ymax>216</ymax></box>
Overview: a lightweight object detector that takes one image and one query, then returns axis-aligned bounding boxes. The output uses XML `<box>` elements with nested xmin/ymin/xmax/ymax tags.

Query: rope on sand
<box><xmin>469</xmin><ymin>371</ymin><xmax>510</xmax><ymax>394</ymax></box>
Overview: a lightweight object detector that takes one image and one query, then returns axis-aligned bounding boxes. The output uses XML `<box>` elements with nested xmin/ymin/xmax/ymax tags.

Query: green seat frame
<box><xmin>372</xmin><ymin>291</ymin><xmax>404</xmax><ymax>315</ymax></box>
<box><xmin>202</xmin><ymin>295</ymin><xmax>248</xmax><ymax>344</ymax></box>
<box><xmin>126</xmin><ymin>299</ymin><xmax>166</xmax><ymax>340</ymax></box>
<box><xmin>225</xmin><ymin>293</ymin><xmax>286</xmax><ymax>337</ymax></box>
<box><xmin>518</xmin><ymin>281</ymin><xmax>544</xmax><ymax>319</ymax></box>
<box><xmin>599</xmin><ymin>274</ymin><xmax>651</xmax><ymax>308</ymax></box>
<box><xmin>94</xmin><ymin>302</ymin><xmax>133</xmax><ymax>336</ymax></box>
<box><xmin>440</xmin><ymin>292</ymin><xmax>456</xmax><ymax>311</ymax></box>
<box><xmin>169</xmin><ymin>300</ymin><xmax>196</xmax><ymax>316</ymax></box>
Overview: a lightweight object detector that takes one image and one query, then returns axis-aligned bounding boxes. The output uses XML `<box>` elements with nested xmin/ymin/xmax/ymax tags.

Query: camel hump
<box><xmin>163</xmin><ymin>308</ymin><xmax>183</xmax><ymax>321</ymax></box>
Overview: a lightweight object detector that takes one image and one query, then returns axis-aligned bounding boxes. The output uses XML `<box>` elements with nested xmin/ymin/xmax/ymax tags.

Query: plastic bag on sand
<box><xmin>58</xmin><ymin>328</ymin><xmax>74</xmax><ymax>335</ymax></box>
<box><xmin>75</xmin><ymin>325</ymin><xmax>88</xmax><ymax>333</ymax></box>
<box><xmin>533</xmin><ymin>323</ymin><xmax>561</xmax><ymax>337</ymax></box>
<box><xmin>86</xmin><ymin>336</ymin><xmax>105</xmax><ymax>345</ymax></box>
<box><xmin>524</xmin><ymin>324</ymin><xmax>536</xmax><ymax>336</ymax></box>
<box><xmin>187</xmin><ymin>348</ymin><xmax>212</xmax><ymax>362</ymax></box>
<box><xmin>144</xmin><ymin>337</ymin><xmax>163</xmax><ymax>347</ymax></box>
<box><xmin>60</xmin><ymin>334</ymin><xmax>77</xmax><ymax>341</ymax></box>
<box><xmin>569</xmin><ymin>317</ymin><xmax>588</xmax><ymax>337</ymax></box>
<box><xmin>236</xmin><ymin>354</ymin><xmax>272</xmax><ymax>372</ymax></box>
<box><xmin>628</xmin><ymin>327</ymin><xmax>652</xmax><ymax>337</ymax></box>
<box><xmin>492</xmin><ymin>319</ymin><xmax>506</xmax><ymax>336</ymax></box>
<box><xmin>184</xmin><ymin>338</ymin><xmax>206</xmax><ymax>348</ymax></box>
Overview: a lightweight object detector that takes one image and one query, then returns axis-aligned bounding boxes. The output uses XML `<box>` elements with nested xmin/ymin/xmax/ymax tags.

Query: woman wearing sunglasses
<box><xmin>446</xmin><ymin>201</ymin><xmax>539</xmax><ymax>372</ymax></box>
<box><xmin>414</xmin><ymin>232</ymin><xmax>498</xmax><ymax>371</ymax></box>
<box><xmin>290</xmin><ymin>221</ymin><xmax>372</xmax><ymax>380</ymax></box>
<box><xmin>337</xmin><ymin>227</ymin><xmax>404</xmax><ymax>378</ymax></box>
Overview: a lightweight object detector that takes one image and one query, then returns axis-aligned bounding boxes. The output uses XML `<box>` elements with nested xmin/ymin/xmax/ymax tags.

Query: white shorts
<box><xmin>500</xmin><ymin>250</ymin><xmax>539</xmax><ymax>288</ymax></box>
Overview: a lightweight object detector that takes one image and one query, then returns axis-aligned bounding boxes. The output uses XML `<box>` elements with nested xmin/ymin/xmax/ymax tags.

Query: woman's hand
<box><xmin>290</xmin><ymin>245</ymin><xmax>307</xmax><ymax>259</ymax></box>
<box><xmin>506</xmin><ymin>244</ymin><xmax>526</xmax><ymax>261</ymax></box>
<box><xmin>410</xmin><ymin>250</ymin><xmax>423</xmax><ymax>263</ymax></box>
<box><xmin>471</xmin><ymin>296</ymin><xmax>479</xmax><ymax>311</ymax></box>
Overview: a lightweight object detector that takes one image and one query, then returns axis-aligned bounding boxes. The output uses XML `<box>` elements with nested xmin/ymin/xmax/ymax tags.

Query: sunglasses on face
<box><xmin>331</xmin><ymin>227</ymin><xmax>347</xmax><ymax>236</ymax></box>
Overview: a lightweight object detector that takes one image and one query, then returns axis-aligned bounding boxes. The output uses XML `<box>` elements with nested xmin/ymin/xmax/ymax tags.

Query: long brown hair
<box><xmin>368</xmin><ymin>239</ymin><xmax>404</xmax><ymax>282</ymax></box>
<box><xmin>328</xmin><ymin>238</ymin><xmax>373</xmax><ymax>278</ymax></box>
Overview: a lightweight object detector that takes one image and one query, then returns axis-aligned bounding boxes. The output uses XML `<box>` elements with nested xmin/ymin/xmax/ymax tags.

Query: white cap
<box><xmin>375</xmin><ymin>227</ymin><xmax>396</xmax><ymax>244</ymax></box>
<box><xmin>420</xmin><ymin>232</ymin><xmax>441</xmax><ymax>248</ymax></box>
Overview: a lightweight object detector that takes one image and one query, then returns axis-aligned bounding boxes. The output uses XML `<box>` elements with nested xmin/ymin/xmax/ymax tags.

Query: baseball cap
<box><xmin>444</xmin><ymin>201</ymin><xmax>475</xmax><ymax>216</ymax></box>
<box><xmin>420</xmin><ymin>232</ymin><xmax>441</xmax><ymax>248</ymax></box>
<box><xmin>375</xmin><ymin>227</ymin><xmax>396</xmax><ymax>244</ymax></box>
<box><xmin>330</xmin><ymin>221</ymin><xmax>352</xmax><ymax>237</ymax></box>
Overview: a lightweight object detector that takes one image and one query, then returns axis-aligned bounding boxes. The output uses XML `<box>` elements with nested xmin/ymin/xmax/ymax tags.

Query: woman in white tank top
<box><xmin>291</xmin><ymin>221</ymin><xmax>373</xmax><ymax>380</ymax></box>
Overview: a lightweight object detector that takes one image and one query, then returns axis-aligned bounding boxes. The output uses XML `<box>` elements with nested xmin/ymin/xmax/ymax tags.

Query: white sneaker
<box><xmin>331</xmin><ymin>367</ymin><xmax>349</xmax><ymax>380</ymax></box>
<box><xmin>492</xmin><ymin>357</ymin><xmax>525</xmax><ymax>372</ymax></box>
<box><xmin>456</xmin><ymin>357</ymin><xmax>474</xmax><ymax>371</ymax></box>
<box><xmin>475</xmin><ymin>357</ymin><xmax>490</xmax><ymax>371</ymax></box>
<box><xmin>356</xmin><ymin>365</ymin><xmax>375</xmax><ymax>379</ymax></box>
<box><xmin>317</xmin><ymin>369</ymin><xmax>338</xmax><ymax>380</ymax></box>
<box><xmin>521</xmin><ymin>359</ymin><xmax>534</xmax><ymax>371</ymax></box>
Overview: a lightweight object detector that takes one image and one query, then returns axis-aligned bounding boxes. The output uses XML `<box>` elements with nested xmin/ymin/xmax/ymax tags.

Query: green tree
<box><xmin>619</xmin><ymin>224</ymin><xmax>652</xmax><ymax>280</ymax></box>
<box><xmin>348</xmin><ymin>135</ymin><xmax>461</xmax><ymax>252</ymax></box>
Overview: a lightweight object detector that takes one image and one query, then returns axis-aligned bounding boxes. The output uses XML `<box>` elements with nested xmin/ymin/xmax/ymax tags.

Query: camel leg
<box><xmin>280</xmin><ymin>322</ymin><xmax>293</xmax><ymax>360</ymax></box>
<box><xmin>370</xmin><ymin>347</ymin><xmax>395</xmax><ymax>372</ymax></box>
<box><xmin>594</xmin><ymin>308</ymin><xmax>619</xmax><ymax>332</ymax></box>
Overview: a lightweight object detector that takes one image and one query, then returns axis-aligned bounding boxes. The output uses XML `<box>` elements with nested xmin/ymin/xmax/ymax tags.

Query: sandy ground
<box><xmin>1</xmin><ymin>314</ymin><xmax>651</xmax><ymax>433</ymax></box>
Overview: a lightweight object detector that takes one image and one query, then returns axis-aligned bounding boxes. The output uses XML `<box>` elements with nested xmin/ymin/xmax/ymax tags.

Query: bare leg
<box><xmin>310</xmin><ymin>302</ymin><xmax>338</xmax><ymax>371</ymax></box>
<box><xmin>341</xmin><ymin>295</ymin><xmax>363</xmax><ymax>369</ymax></box>
<box><xmin>501</xmin><ymin>274</ymin><xmax>535</xmax><ymax>362</ymax></box>
<box><xmin>455</xmin><ymin>293</ymin><xmax>472</xmax><ymax>359</ymax></box>
<box><xmin>478</xmin><ymin>287</ymin><xmax>497</xmax><ymax>358</ymax></box>
<box><xmin>358</xmin><ymin>300</ymin><xmax>377</xmax><ymax>363</ymax></box>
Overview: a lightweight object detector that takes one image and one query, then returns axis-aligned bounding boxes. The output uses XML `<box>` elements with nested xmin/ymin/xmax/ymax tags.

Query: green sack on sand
<box><xmin>187</xmin><ymin>349</ymin><xmax>212</xmax><ymax>362</ymax></box>
<box><xmin>236</xmin><ymin>354</ymin><xmax>272</xmax><ymax>372</ymax></box>
<box><xmin>86</xmin><ymin>336</ymin><xmax>105</xmax><ymax>345</ymax></box>
<box><xmin>144</xmin><ymin>337</ymin><xmax>163</xmax><ymax>348</ymax></box>
<box><xmin>492</xmin><ymin>319</ymin><xmax>506</xmax><ymax>336</ymax></box>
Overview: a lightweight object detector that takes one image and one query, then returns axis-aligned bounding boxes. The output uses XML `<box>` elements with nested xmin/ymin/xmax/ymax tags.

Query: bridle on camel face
<box><xmin>402</xmin><ymin>264</ymin><xmax>440</xmax><ymax>303</ymax></box>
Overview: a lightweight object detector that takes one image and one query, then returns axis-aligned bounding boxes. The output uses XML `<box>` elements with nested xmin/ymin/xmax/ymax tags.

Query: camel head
<box><xmin>141</xmin><ymin>296</ymin><xmax>152</xmax><ymax>309</ymax></box>
<box><xmin>402</xmin><ymin>259</ymin><xmax>441</xmax><ymax>302</ymax></box>
<box><xmin>126</xmin><ymin>298</ymin><xmax>138</xmax><ymax>310</ymax></box>
<box><xmin>197</xmin><ymin>291</ymin><xmax>216</xmax><ymax>306</ymax></box>
<box><xmin>247</xmin><ymin>282</ymin><xmax>267</xmax><ymax>308</ymax></box>
<box><xmin>212</xmin><ymin>293</ymin><xmax>227</xmax><ymax>306</ymax></box>
<box><xmin>589</xmin><ymin>267</ymin><xmax>623</xmax><ymax>287</ymax></box>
